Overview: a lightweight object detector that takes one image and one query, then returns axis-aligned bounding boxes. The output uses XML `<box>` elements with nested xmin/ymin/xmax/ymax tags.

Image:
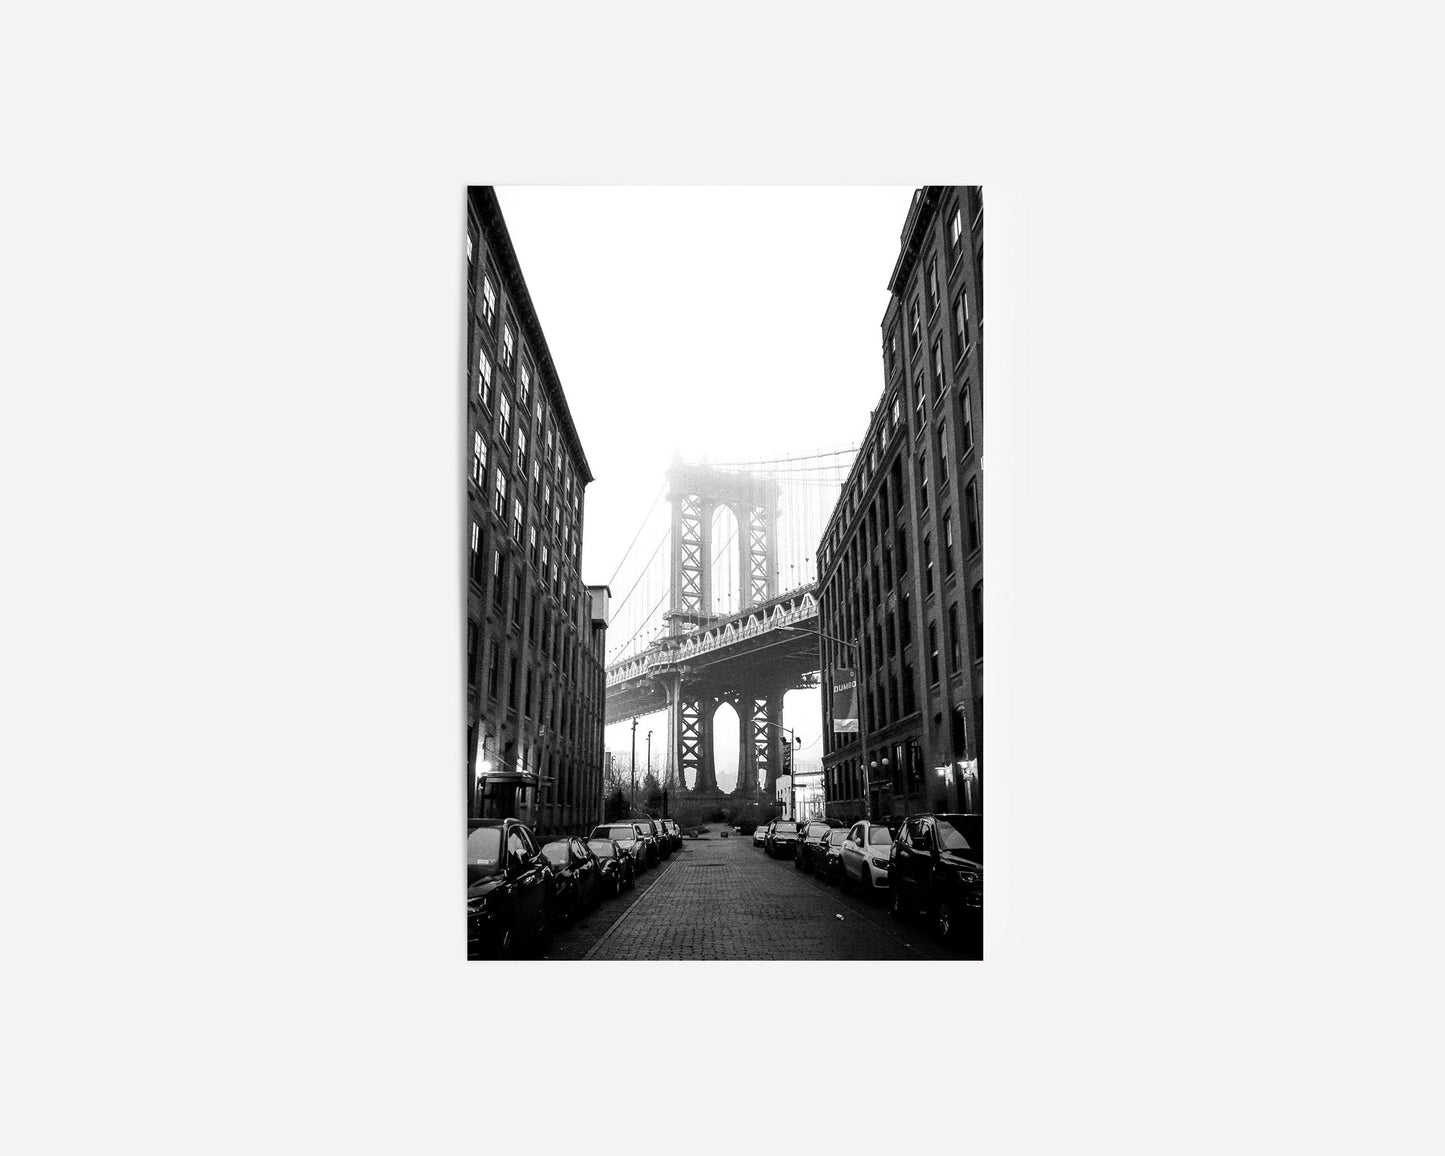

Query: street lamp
<box><xmin>646</xmin><ymin>729</ymin><xmax>653</xmax><ymax>797</ymax></box>
<box><xmin>757</xmin><ymin>718</ymin><xmax>803</xmax><ymax>820</ymax></box>
<box><xmin>778</xmin><ymin>622</ymin><xmax>875</xmax><ymax>822</ymax></box>
<box><xmin>630</xmin><ymin>717</ymin><xmax>638</xmax><ymax>813</ymax></box>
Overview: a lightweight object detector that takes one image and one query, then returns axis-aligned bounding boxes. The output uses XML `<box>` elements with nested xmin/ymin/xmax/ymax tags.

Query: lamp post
<box><xmin>630</xmin><ymin>717</ymin><xmax>638</xmax><ymax>814</ymax></box>
<box><xmin>779</xmin><ymin>623</ymin><xmax>873</xmax><ymax>821</ymax></box>
<box><xmin>757</xmin><ymin>719</ymin><xmax>802</xmax><ymax>820</ymax></box>
<box><xmin>646</xmin><ymin>729</ymin><xmax>653</xmax><ymax>800</ymax></box>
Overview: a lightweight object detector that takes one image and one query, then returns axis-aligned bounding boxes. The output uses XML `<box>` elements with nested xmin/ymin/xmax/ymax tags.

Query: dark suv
<box><xmin>765</xmin><ymin>820</ymin><xmax>802</xmax><ymax>859</ymax></box>
<box><xmin>889</xmin><ymin>813</ymin><xmax>982</xmax><ymax>946</ymax></box>
<box><xmin>467</xmin><ymin>818</ymin><xmax>554</xmax><ymax>959</ymax></box>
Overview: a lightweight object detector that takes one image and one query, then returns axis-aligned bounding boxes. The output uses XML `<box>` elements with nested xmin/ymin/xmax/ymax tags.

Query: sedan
<box><xmin>819</xmin><ymin>827</ymin><xmax>850</xmax><ymax>884</ymax></box>
<box><xmin>796</xmin><ymin>819</ymin><xmax>843</xmax><ymax>873</ymax></box>
<box><xmin>585</xmin><ymin>837</ymin><xmax>636</xmax><ymax>896</ymax></box>
<box><xmin>467</xmin><ymin>818</ymin><xmax>554</xmax><ymax>959</ymax></box>
<box><xmin>752</xmin><ymin>823</ymin><xmax>770</xmax><ymax>848</ymax></box>
<box><xmin>839</xmin><ymin>819</ymin><xmax>896</xmax><ymax>899</ymax></box>
<box><xmin>589</xmin><ymin>822</ymin><xmax>649</xmax><ymax>873</ymax></box>
<box><xmin>540</xmin><ymin>836</ymin><xmax>603</xmax><ymax>922</ymax></box>
<box><xmin>889</xmin><ymin>813</ymin><xmax>982</xmax><ymax>946</ymax></box>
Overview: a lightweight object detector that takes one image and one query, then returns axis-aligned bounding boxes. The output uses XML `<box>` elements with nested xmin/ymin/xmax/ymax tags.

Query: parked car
<box><xmin>839</xmin><ymin>819</ymin><xmax>896</xmax><ymax>898</ymax></box>
<box><xmin>657</xmin><ymin>818</ymin><xmax>682</xmax><ymax>852</ymax></box>
<box><xmin>585</xmin><ymin>837</ymin><xmax>636</xmax><ymax>896</ymax></box>
<box><xmin>797</xmin><ymin>820</ymin><xmax>843</xmax><ymax>873</ymax></box>
<box><xmin>467</xmin><ymin>818</ymin><xmax>554</xmax><ymax>958</ymax></box>
<box><xmin>889</xmin><ymin>813</ymin><xmax>982</xmax><ymax>944</ymax></box>
<box><xmin>752</xmin><ymin>822</ymin><xmax>770</xmax><ymax>848</ymax></box>
<box><xmin>589</xmin><ymin>822</ymin><xmax>649</xmax><ymax>872</ymax></box>
<box><xmin>765</xmin><ymin>820</ymin><xmax>802</xmax><ymax>859</ymax></box>
<box><xmin>820</xmin><ymin>827</ymin><xmax>850</xmax><ymax>884</ymax></box>
<box><xmin>540</xmin><ymin>836</ymin><xmax>603</xmax><ymax>921</ymax></box>
<box><xmin>629</xmin><ymin>819</ymin><xmax>662</xmax><ymax>865</ymax></box>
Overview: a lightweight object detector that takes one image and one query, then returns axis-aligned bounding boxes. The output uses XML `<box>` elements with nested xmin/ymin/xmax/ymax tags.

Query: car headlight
<box><xmin>957</xmin><ymin>871</ymin><xmax>980</xmax><ymax>885</ymax></box>
<box><xmin>871</xmin><ymin>857</ymin><xmax>891</xmax><ymax>870</ymax></box>
<box><xmin>467</xmin><ymin>895</ymin><xmax>494</xmax><ymax>914</ymax></box>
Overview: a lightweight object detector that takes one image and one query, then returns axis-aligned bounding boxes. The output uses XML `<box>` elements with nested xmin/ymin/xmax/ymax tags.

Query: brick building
<box><xmin>465</xmin><ymin>186</ymin><xmax>609</xmax><ymax>837</ymax></box>
<box><xmin>818</xmin><ymin>186</ymin><xmax>983</xmax><ymax>822</ymax></box>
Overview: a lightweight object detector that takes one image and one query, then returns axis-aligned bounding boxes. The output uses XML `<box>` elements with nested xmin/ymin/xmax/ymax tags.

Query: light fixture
<box><xmin>478</xmin><ymin>759</ymin><xmax>494</xmax><ymax>778</ymax></box>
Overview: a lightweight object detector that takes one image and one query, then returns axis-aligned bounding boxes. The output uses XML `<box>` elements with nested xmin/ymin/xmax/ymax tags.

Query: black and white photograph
<box><xmin>465</xmin><ymin>186</ymin><xmax>984</xmax><ymax>960</ymax></box>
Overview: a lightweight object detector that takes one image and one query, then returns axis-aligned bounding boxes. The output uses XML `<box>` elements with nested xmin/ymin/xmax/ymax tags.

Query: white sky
<box><xmin>494</xmin><ymin>186</ymin><xmax>916</xmax><ymax>784</ymax></box>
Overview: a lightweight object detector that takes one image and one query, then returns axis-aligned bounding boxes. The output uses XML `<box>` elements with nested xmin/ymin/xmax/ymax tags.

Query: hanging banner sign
<box><xmin>831</xmin><ymin>668</ymin><xmax>859</xmax><ymax>733</ymax></box>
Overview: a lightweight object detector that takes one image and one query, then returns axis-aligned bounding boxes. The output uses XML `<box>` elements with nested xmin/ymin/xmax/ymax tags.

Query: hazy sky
<box><xmin>494</xmin><ymin>186</ymin><xmax>916</xmax><ymax>786</ymax></box>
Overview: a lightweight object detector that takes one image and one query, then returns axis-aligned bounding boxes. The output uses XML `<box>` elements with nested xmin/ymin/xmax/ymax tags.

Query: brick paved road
<box><xmin>551</xmin><ymin>831</ymin><xmax>978</xmax><ymax>961</ymax></box>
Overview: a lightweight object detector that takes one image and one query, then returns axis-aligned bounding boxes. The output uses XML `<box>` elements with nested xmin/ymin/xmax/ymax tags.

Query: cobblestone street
<box><xmin>537</xmin><ymin>831</ymin><xmax>977</xmax><ymax>961</ymax></box>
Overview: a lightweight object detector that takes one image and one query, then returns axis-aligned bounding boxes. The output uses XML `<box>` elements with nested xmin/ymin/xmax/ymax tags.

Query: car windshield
<box><xmin>586</xmin><ymin>840</ymin><xmax>615</xmax><ymax>857</ymax></box>
<box><xmin>828</xmin><ymin>830</ymin><xmax>847</xmax><ymax>846</ymax></box>
<box><xmin>467</xmin><ymin>827</ymin><xmax>503</xmax><ymax>864</ymax></box>
<box><xmin>775</xmin><ymin>822</ymin><xmax>798</xmax><ymax>835</ymax></box>
<box><xmin>868</xmin><ymin>826</ymin><xmax>894</xmax><ymax>846</ymax></box>
<box><xmin>541</xmin><ymin>844</ymin><xmax>570</xmax><ymax>865</ymax></box>
<box><xmin>609</xmin><ymin>827</ymin><xmax>636</xmax><ymax>841</ymax></box>
<box><xmin>937</xmin><ymin>816</ymin><xmax>982</xmax><ymax>855</ymax></box>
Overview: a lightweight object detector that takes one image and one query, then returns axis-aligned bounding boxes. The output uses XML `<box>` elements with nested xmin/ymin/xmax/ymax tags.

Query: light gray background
<box><xmin>4</xmin><ymin>1</ymin><xmax>1441</xmax><ymax>1153</ymax></box>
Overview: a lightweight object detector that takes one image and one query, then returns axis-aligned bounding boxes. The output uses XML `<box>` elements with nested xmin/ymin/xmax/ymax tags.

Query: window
<box><xmin>950</xmin><ymin>204</ymin><xmax>964</xmax><ymax>253</ymax></box>
<box><xmin>511</xmin><ymin>572</ymin><xmax>521</xmax><ymax>625</ymax></box>
<box><xmin>886</xmin><ymin>326</ymin><xmax>898</xmax><ymax>376</ymax></box>
<box><xmin>928</xmin><ymin>623</ymin><xmax>940</xmax><ymax>684</ymax></box>
<box><xmin>965</xmin><ymin>479</ymin><xmax>980</xmax><ymax>553</ymax></box>
<box><xmin>469</xmin><ymin>522</ymin><xmax>483</xmax><ymax>585</ymax></box>
<box><xmin>917</xmin><ymin>452</ymin><xmax>929</xmax><ymax>512</ymax></box>
<box><xmin>499</xmin><ymin>393</ymin><xmax>512</xmax><ymax>446</ymax></box>
<box><xmin>938</xmin><ymin>423</ymin><xmax>949</xmax><ymax>486</ymax></box>
<box><xmin>466</xmin><ymin>234</ymin><xmax>474</xmax><ymax>264</ymax></box>
<box><xmin>924</xmin><ymin>534</ymin><xmax>934</xmax><ymax>596</ymax></box>
<box><xmin>481</xmin><ymin>275</ymin><xmax>497</xmax><ymax>327</ymax></box>
<box><xmin>512</xmin><ymin>497</ymin><xmax>523</xmax><ymax>539</ymax></box>
<box><xmin>516</xmin><ymin>426</ymin><xmax>527</xmax><ymax>470</ymax></box>
<box><xmin>519</xmin><ymin>362</ymin><xmax>531</xmax><ymax>408</ymax></box>
<box><xmin>900</xmin><ymin>591</ymin><xmax>912</xmax><ymax>646</ymax></box>
<box><xmin>948</xmin><ymin>605</ymin><xmax>961</xmax><ymax>671</ymax></box>
<box><xmin>488</xmin><ymin>645</ymin><xmax>500</xmax><ymax>698</ymax></box>
<box><xmin>508</xmin><ymin>655</ymin><xmax>518</xmax><ymax>708</ymax></box>
<box><xmin>972</xmin><ymin>582</ymin><xmax>983</xmax><ymax>658</ymax></box>
<box><xmin>891</xmin><ymin>393</ymin><xmax>901</xmax><ymax>430</ymax></box>
<box><xmin>529</xmin><ymin>525</ymin><xmax>538</xmax><ymax>566</ymax></box>
<box><xmin>471</xmin><ymin>432</ymin><xmax>487</xmax><ymax>488</ymax></box>
<box><xmin>477</xmin><ymin>350</ymin><xmax>493</xmax><ymax>407</ymax></box>
<box><xmin>501</xmin><ymin>323</ymin><xmax>514</xmax><ymax>369</ymax></box>
<box><xmin>914</xmin><ymin>372</ymin><xmax>925</xmax><ymax>427</ymax></box>
<box><xmin>896</xmin><ymin>527</ymin><xmax>908</xmax><ymax>574</ymax></box>
<box><xmin>927</xmin><ymin>256</ymin><xmax>940</xmax><ymax>315</ymax></box>
<box><xmin>932</xmin><ymin>338</ymin><xmax>945</xmax><ymax>399</ymax></box>
<box><xmin>943</xmin><ymin>512</ymin><xmax>955</xmax><ymax>575</ymax></box>
<box><xmin>492</xmin><ymin>549</ymin><xmax>504</xmax><ymax>608</ymax></box>
<box><xmin>494</xmin><ymin>469</ymin><xmax>507</xmax><ymax>518</ymax></box>
<box><xmin>955</xmin><ymin>289</ymin><xmax>972</xmax><ymax>353</ymax></box>
<box><xmin>541</xmin><ymin>542</ymin><xmax>549</xmax><ymax>573</ymax></box>
<box><xmin>961</xmin><ymin>380</ymin><xmax>974</xmax><ymax>453</ymax></box>
<box><xmin>909</xmin><ymin>298</ymin><xmax>921</xmax><ymax>352</ymax></box>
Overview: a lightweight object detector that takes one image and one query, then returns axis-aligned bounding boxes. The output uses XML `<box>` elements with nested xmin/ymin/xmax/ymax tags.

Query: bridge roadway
<box><xmin>604</xmin><ymin>584</ymin><xmax>822</xmax><ymax>727</ymax></box>
<box><xmin>535</xmin><ymin>831</ymin><xmax>977</xmax><ymax>961</ymax></box>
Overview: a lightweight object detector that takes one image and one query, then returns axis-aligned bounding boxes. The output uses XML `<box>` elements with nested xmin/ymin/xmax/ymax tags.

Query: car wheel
<box><xmin>935</xmin><ymin>898</ymin><xmax>954</xmax><ymax>942</ymax></box>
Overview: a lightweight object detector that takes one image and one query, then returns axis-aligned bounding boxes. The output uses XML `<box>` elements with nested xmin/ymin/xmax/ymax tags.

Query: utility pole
<box><xmin>646</xmin><ymin>730</ymin><xmax>653</xmax><ymax>802</ymax></box>
<box><xmin>630</xmin><ymin>717</ymin><xmax>638</xmax><ymax>814</ymax></box>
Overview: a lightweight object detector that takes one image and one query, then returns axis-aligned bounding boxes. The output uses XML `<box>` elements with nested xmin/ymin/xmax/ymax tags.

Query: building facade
<box><xmin>818</xmin><ymin>186</ymin><xmax>983</xmax><ymax>823</ymax></box>
<box><xmin>465</xmin><ymin>187</ymin><xmax>609</xmax><ymax>838</ymax></box>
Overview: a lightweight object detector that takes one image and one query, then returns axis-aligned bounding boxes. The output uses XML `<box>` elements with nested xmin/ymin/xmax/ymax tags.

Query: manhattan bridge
<box><xmin>603</xmin><ymin>448</ymin><xmax>856</xmax><ymax>803</ymax></box>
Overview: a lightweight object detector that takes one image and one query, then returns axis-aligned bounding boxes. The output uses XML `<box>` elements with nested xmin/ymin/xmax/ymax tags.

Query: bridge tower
<box><xmin>658</xmin><ymin>461</ymin><xmax>781</xmax><ymax>796</ymax></box>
